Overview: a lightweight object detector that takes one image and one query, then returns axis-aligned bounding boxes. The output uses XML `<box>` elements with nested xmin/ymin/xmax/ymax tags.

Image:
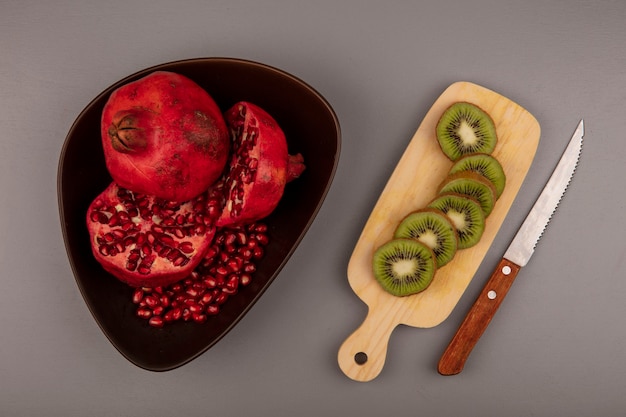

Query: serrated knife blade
<box><xmin>504</xmin><ymin>119</ymin><xmax>584</xmax><ymax>267</ymax></box>
<box><xmin>438</xmin><ymin>119</ymin><xmax>584</xmax><ymax>376</ymax></box>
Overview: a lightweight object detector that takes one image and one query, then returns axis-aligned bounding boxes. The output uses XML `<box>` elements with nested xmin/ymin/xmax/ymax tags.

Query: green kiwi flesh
<box><xmin>438</xmin><ymin>172</ymin><xmax>497</xmax><ymax>217</ymax></box>
<box><xmin>394</xmin><ymin>208</ymin><xmax>458</xmax><ymax>267</ymax></box>
<box><xmin>372</xmin><ymin>238</ymin><xmax>437</xmax><ymax>296</ymax></box>
<box><xmin>449</xmin><ymin>153</ymin><xmax>506</xmax><ymax>198</ymax></box>
<box><xmin>436</xmin><ymin>102</ymin><xmax>497</xmax><ymax>161</ymax></box>
<box><xmin>428</xmin><ymin>193</ymin><xmax>485</xmax><ymax>249</ymax></box>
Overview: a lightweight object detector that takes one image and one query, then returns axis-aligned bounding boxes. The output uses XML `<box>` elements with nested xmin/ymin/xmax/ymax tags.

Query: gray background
<box><xmin>2</xmin><ymin>0</ymin><xmax>624</xmax><ymax>415</ymax></box>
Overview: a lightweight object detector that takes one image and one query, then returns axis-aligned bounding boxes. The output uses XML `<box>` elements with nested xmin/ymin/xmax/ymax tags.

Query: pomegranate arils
<box><xmin>211</xmin><ymin>102</ymin><xmax>306</xmax><ymax>228</ymax></box>
<box><xmin>132</xmin><ymin>222</ymin><xmax>270</xmax><ymax>327</ymax></box>
<box><xmin>87</xmin><ymin>182</ymin><xmax>215</xmax><ymax>288</ymax></box>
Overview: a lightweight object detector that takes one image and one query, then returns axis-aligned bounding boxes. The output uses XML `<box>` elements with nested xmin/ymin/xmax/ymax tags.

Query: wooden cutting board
<box><xmin>337</xmin><ymin>81</ymin><xmax>541</xmax><ymax>382</ymax></box>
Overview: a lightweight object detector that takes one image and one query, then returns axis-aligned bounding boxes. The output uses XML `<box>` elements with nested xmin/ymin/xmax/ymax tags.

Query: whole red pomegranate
<box><xmin>209</xmin><ymin>101</ymin><xmax>305</xmax><ymax>228</ymax></box>
<box><xmin>87</xmin><ymin>182</ymin><xmax>216</xmax><ymax>287</ymax></box>
<box><xmin>101</xmin><ymin>71</ymin><xmax>229</xmax><ymax>202</ymax></box>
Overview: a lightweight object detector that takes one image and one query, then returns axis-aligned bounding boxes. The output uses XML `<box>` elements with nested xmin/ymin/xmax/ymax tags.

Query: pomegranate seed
<box><xmin>204</xmin><ymin>276</ymin><xmax>218</xmax><ymax>288</ymax></box>
<box><xmin>111</xmin><ymin>229</ymin><xmax>126</xmax><ymax>239</ymax></box>
<box><xmin>239</xmin><ymin>248</ymin><xmax>253</xmax><ymax>260</ymax></box>
<box><xmin>148</xmin><ymin>316</ymin><xmax>164</xmax><ymax>328</ymax></box>
<box><xmin>173</xmin><ymin>255</ymin><xmax>188</xmax><ymax>267</ymax></box>
<box><xmin>215</xmin><ymin>266</ymin><xmax>229</xmax><ymax>278</ymax></box>
<box><xmin>204</xmin><ymin>246</ymin><xmax>219</xmax><ymax>260</ymax></box>
<box><xmin>141</xmin><ymin>244</ymin><xmax>152</xmax><ymax>255</ymax></box>
<box><xmin>225</xmin><ymin>233</ymin><xmax>237</xmax><ymax>246</ymax></box>
<box><xmin>128</xmin><ymin>249</ymin><xmax>141</xmax><ymax>262</ymax></box>
<box><xmin>214</xmin><ymin>292</ymin><xmax>229</xmax><ymax>305</ymax></box>
<box><xmin>144</xmin><ymin>295</ymin><xmax>160</xmax><ymax>309</ymax></box>
<box><xmin>206</xmin><ymin>304</ymin><xmax>220</xmax><ymax>315</ymax></box>
<box><xmin>179</xmin><ymin>241</ymin><xmax>194</xmax><ymax>254</ymax></box>
<box><xmin>207</xmin><ymin>206</ymin><xmax>220</xmax><ymax>219</ymax></box>
<box><xmin>240</xmin><ymin>273</ymin><xmax>252</xmax><ymax>286</ymax></box>
<box><xmin>188</xmin><ymin>303</ymin><xmax>203</xmax><ymax>314</ymax></box>
<box><xmin>137</xmin><ymin>264</ymin><xmax>150</xmax><ymax>275</ymax></box>
<box><xmin>201</xmin><ymin>292</ymin><xmax>215</xmax><ymax>304</ymax></box>
<box><xmin>108</xmin><ymin>214</ymin><xmax>120</xmax><ymax>227</ymax></box>
<box><xmin>163</xmin><ymin>309</ymin><xmax>177</xmax><ymax>322</ymax></box>
<box><xmin>136</xmin><ymin>308</ymin><xmax>152</xmax><ymax>319</ymax></box>
<box><xmin>192</xmin><ymin>313</ymin><xmax>207</xmax><ymax>324</ymax></box>
<box><xmin>255</xmin><ymin>233</ymin><xmax>269</xmax><ymax>246</ymax></box>
<box><xmin>132</xmin><ymin>288</ymin><xmax>144</xmax><ymax>304</ymax></box>
<box><xmin>90</xmin><ymin>211</ymin><xmax>109</xmax><ymax>224</ymax></box>
<box><xmin>252</xmin><ymin>246</ymin><xmax>264</xmax><ymax>259</ymax></box>
<box><xmin>227</xmin><ymin>258</ymin><xmax>242</xmax><ymax>272</ymax></box>
<box><xmin>236</xmin><ymin>231</ymin><xmax>247</xmax><ymax>246</ymax></box>
<box><xmin>226</xmin><ymin>275</ymin><xmax>239</xmax><ymax>291</ymax></box>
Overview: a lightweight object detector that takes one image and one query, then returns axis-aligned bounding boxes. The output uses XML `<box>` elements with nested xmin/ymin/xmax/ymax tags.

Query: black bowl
<box><xmin>58</xmin><ymin>58</ymin><xmax>341</xmax><ymax>371</ymax></box>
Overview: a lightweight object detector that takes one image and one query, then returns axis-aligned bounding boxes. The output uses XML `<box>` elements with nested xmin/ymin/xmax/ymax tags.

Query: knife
<box><xmin>438</xmin><ymin>119</ymin><xmax>585</xmax><ymax>376</ymax></box>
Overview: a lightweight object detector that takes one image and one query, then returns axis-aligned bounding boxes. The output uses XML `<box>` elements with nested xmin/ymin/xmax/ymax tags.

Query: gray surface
<box><xmin>2</xmin><ymin>0</ymin><xmax>625</xmax><ymax>415</ymax></box>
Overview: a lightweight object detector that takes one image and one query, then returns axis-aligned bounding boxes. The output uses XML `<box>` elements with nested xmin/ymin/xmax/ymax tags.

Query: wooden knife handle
<box><xmin>438</xmin><ymin>258</ymin><xmax>521</xmax><ymax>375</ymax></box>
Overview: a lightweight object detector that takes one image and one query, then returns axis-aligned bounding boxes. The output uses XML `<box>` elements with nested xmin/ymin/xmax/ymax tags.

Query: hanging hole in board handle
<box><xmin>338</xmin><ymin>306</ymin><xmax>397</xmax><ymax>381</ymax></box>
<box><xmin>354</xmin><ymin>352</ymin><xmax>368</xmax><ymax>365</ymax></box>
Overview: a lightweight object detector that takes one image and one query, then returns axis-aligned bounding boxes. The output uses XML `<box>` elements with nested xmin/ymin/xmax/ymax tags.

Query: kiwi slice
<box><xmin>394</xmin><ymin>208</ymin><xmax>458</xmax><ymax>267</ymax></box>
<box><xmin>437</xmin><ymin>172</ymin><xmax>497</xmax><ymax>217</ymax></box>
<box><xmin>436</xmin><ymin>102</ymin><xmax>497</xmax><ymax>161</ymax></box>
<box><xmin>372</xmin><ymin>238</ymin><xmax>437</xmax><ymax>296</ymax></box>
<box><xmin>449</xmin><ymin>153</ymin><xmax>506</xmax><ymax>198</ymax></box>
<box><xmin>428</xmin><ymin>193</ymin><xmax>485</xmax><ymax>249</ymax></box>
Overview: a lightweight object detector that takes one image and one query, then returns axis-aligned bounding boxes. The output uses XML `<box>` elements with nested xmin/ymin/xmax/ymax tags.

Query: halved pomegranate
<box><xmin>211</xmin><ymin>101</ymin><xmax>306</xmax><ymax>228</ymax></box>
<box><xmin>87</xmin><ymin>182</ymin><xmax>216</xmax><ymax>287</ymax></box>
<box><xmin>101</xmin><ymin>71</ymin><xmax>230</xmax><ymax>202</ymax></box>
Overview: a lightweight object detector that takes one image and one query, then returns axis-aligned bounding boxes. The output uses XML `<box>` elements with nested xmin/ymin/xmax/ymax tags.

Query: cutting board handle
<box><xmin>338</xmin><ymin>306</ymin><xmax>399</xmax><ymax>382</ymax></box>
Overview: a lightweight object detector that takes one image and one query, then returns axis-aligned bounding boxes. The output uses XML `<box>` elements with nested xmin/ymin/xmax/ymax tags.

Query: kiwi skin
<box><xmin>393</xmin><ymin>208</ymin><xmax>458</xmax><ymax>267</ymax></box>
<box><xmin>428</xmin><ymin>193</ymin><xmax>485</xmax><ymax>249</ymax></box>
<box><xmin>372</xmin><ymin>238</ymin><xmax>437</xmax><ymax>297</ymax></box>
<box><xmin>436</xmin><ymin>102</ymin><xmax>497</xmax><ymax>161</ymax></box>
<box><xmin>437</xmin><ymin>171</ymin><xmax>497</xmax><ymax>217</ymax></box>
<box><xmin>449</xmin><ymin>153</ymin><xmax>506</xmax><ymax>198</ymax></box>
